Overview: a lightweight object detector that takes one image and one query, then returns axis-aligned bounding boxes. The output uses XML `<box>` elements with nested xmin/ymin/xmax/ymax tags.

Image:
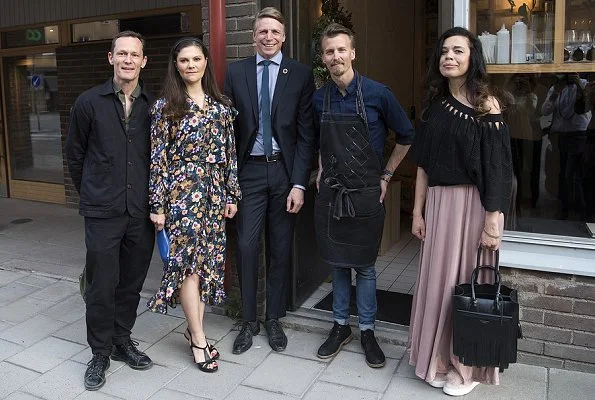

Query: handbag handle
<box><xmin>475</xmin><ymin>248</ymin><xmax>500</xmax><ymax>284</ymax></box>
<box><xmin>470</xmin><ymin>266</ymin><xmax>503</xmax><ymax>311</ymax></box>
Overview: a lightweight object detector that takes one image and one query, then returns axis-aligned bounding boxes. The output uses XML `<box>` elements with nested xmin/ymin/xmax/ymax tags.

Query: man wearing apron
<box><xmin>313</xmin><ymin>23</ymin><xmax>414</xmax><ymax>368</ymax></box>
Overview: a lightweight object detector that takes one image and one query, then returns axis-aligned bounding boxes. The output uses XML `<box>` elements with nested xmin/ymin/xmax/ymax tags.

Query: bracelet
<box><xmin>383</xmin><ymin>169</ymin><xmax>394</xmax><ymax>177</ymax></box>
<box><xmin>380</xmin><ymin>176</ymin><xmax>390</xmax><ymax>183</ymax></box>
<box><xmin>483</xmin><ymin>228</ymin><xmax>500</xmax><ymax>239</ymax></box>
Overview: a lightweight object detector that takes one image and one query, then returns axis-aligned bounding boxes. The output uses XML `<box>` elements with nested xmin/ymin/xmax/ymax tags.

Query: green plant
<box><xmin>311</xmin><ymin>0</ymin><xmax>354</xmax><ymax>88</ymax></box>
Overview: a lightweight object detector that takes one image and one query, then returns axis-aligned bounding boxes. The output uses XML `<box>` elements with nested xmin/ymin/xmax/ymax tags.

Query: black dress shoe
<box><xmin>232</xmin><ymin>321</ymin><xmax>260</xmax><ymax>354</ymax></box>
<box><xmin>84</xmin><ymin>354</ymin><xmax>110</xmax><ymax>391</ymax></box>
<box><xmin>317</xmin><ymin>321</ymin><xmax>352</xmax><ymax>358</ymax></box>
<box><xmin>360</xmin><ymin>329</ymin><xmax>385</xmax><ymax>368</ymax></box>
<box><xmin>265</xmin><ymin>319</ymin><xmax>287</xmax><ymax>352</ymax></box>
<box><xmin>111</xmin><ymin>339</ymin><xmax>153</xmax><ymax>370</ymax></box>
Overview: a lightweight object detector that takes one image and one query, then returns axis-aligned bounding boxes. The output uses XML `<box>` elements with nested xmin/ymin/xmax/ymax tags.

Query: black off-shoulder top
<box><xmin>412</xmin><ymin>94</ymin><xmax>513</xmax><ymax>213</ymax></box>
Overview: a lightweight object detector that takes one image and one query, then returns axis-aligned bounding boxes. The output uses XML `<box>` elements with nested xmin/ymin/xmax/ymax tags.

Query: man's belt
<box><xmin>248</xmin><ymin>152</ymin><xmax>283</xmax><ymax>162</ymax></box>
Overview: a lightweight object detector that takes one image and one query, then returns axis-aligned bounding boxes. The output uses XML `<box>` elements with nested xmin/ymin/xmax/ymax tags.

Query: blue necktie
<box><xmin>260</xmin><ymin>60</ymin><xmax>273</xmax><ymax>157</ymax></box>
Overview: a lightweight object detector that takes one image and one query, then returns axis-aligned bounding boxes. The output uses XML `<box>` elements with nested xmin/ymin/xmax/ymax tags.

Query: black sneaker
<box><xmin>84</xmin><ymin>354</ymin><xmax>110</xmax><ymax>391</ymax></box>
<box><xmin>111</xmin><ymin>339</ymin><xmax>153</xmax><ymax>370</ymax></box>
<box><xmin>317</xmin><ymin>321</ymin><xmax>353</xmax><ymax>359</ymax></box>
<box><xmin>360</xmin><ymin>329</ymin><xmax>385</xmax><ymax>368</ymax></box>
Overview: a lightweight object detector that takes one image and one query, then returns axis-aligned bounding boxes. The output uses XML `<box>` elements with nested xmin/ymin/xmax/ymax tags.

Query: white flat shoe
<box><xmin>427</xmin><ymin>378</ymin><xmax>447</xmax><ymax>388</ymax></box>
<box><xmin>443</xmin><ymin>381</ymin><xmax>480</xmax><ymax>396</ymax></box>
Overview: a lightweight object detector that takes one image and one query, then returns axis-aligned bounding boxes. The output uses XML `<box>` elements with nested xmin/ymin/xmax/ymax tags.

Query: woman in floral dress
<box><xmin>148</xmin><ymin>37</ymin><xmax>241</xmax><ymax>373</ymax></box>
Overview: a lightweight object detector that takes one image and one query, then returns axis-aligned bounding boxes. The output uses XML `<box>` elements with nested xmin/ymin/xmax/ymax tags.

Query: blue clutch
<box><xmin>156</xmin><ymin>229</ymin><xmax>170</xmax><ymax>266</ymax></box>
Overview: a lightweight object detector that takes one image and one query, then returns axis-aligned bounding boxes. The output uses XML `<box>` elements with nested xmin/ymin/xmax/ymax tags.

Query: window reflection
<box><xmin>494</xmin><ymin>72</ymin><xmax>594</xmax><ymax>238</ymax></box>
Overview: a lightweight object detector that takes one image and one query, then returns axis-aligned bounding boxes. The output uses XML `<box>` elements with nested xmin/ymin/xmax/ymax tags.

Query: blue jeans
<box><xmin>332</xmin><ymin>266</ymin><xmax>377</xmax><ymax>331</ymax></box>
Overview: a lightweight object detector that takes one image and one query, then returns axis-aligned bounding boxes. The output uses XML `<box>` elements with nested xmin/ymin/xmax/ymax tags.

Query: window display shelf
<box><xmin>471</xmin><ymin>0</ymin><xmax>595</xmax><ymax>73</ymax></box>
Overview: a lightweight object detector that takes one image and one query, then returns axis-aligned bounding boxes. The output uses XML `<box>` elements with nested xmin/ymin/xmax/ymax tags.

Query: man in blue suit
<box><xmin>224</xmin><ymin>7</ymin><xmax>315</xmax><ymax>354</ymax></box>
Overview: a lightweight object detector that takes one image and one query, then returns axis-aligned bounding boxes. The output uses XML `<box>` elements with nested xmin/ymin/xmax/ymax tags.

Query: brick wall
<box><xmin>501</xmin><ymin>267</ymin><xmax>595</xmax><ymax>373</ymax></box>
<box><xmin>58</xmin><ymin>37</ymin><xmax>187</xmax><ymax>208</ymax></box>
<box><xmin>202</xmin><ymin>0</ymin><xmax>258</xmax><ymax>61</ymax></box>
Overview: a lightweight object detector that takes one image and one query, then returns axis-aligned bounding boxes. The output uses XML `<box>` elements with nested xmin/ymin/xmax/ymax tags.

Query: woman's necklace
<box><xmin>187</xmin><ymin>91</ymin><xmax>205</xmax><ymax>109</ymax></box>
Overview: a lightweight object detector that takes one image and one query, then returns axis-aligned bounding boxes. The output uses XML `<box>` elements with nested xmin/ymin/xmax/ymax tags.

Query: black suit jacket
<box><xmin>224</xmin><ymin>55</ymin><xmax>315</xmax><ymax>187</ymax></box>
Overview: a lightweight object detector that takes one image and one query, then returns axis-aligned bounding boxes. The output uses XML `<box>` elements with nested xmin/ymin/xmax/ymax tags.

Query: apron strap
<box><xmin>326</xmin><ymin>178</ymin><xmax>379</xmax><ymax>220</ymax></box>
<box><xmin>322</xmin><ymin>71</ymin><xmax>369</xmax><ymax>127</ymax></box>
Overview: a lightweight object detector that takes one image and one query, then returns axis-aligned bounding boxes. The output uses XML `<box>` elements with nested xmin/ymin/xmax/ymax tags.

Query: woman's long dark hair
<box><xmin>161</xmin><ymin>37</ymin><xmax>231</xmax><ymax>118</ymax></box>
<box><xmin>423</xmin><ymin>27</ymin><xmax>494</xmax><ymax>114</ymax></box>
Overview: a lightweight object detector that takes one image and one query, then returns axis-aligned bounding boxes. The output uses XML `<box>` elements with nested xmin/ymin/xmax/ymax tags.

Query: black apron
<box><xmin>315</xmin><ymin>74</ymin><xmax>385</xmax><ymax>268</ymax></box>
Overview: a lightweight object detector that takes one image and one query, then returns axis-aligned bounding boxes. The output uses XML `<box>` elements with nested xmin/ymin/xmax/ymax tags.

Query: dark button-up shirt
<box><xmin>313</xmin><ymin>73</ymin><xmax>414</xmax><ymax>157</ymax></box>
<box><xmin>113</xmin><ymin>82</ymin><xmax>142</xmax><ymax>132</ymax></box>
<box><xmin>65</xmin><ymin>78</ymin><xmax>155</xmax><ymax>218</ymax></box>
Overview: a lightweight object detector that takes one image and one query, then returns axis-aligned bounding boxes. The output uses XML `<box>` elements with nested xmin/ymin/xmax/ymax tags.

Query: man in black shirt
<box><xmin>65</xmin><ymin>30</ymin><xmax>155</xmax><ymax>391</ymax></box>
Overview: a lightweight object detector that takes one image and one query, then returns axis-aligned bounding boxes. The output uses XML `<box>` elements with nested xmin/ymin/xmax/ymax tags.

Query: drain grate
<box><xmin>10</xmin><ymin>218</ymin><xmax>33</xmax><ymax>224</ymax></box>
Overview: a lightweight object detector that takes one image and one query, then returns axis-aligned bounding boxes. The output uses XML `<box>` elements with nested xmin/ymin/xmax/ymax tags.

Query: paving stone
<box><xmin>202</xmin><ymin>312</ymin><xmax>237</xmax><ymax>341</ymax></box>
<box><xmin>303</xmin><ymin>381</ymin><xmax>378</xmax><ymax>400</ymax></box>
<box><xmin>0</xmin><ymin>282</ymin><xmax>39</xmax><ymax>304</ymax></box>
<box><xmin>0</xmin><ymin>320</ymin><xmax>13</xmax><ymax>332</ymax></box>
<box><xmin>465</xmin><ymin>363</ymin><xmax>547</xmax><ymax>400</ymax></box>
<box><xmin>0</xmin><ymin>338</ymin><xmax>24</xmax><ymax>361</ymax></box>
<box><xmin>29</xmin><ymin>280</ymin><xmax>79</xmax><ymax>302</ymax></box>
<box><xmin>148</xmin><ymin>388</ymin><xmax>209</xmax><ymax>399</ymax></box>
<box><xmin>15</xmin><ymin>274</ymin><xmax>59</xmax><ymax>288</ymax></box>
<box><xmin>21</xmin><ymin>360</ymin><xmax>86</xmax><ymax>399</ymax></box>
<box><xmin>75</xmin><ymin>390</ymin><xmax>126</xmax><ymax>400</ymax></box>
<box><xmin>8</xmin><ymin>336</ymin><xmax>86</xmax><ymax>373</ymax></box>
<box><xmin>0</xmin><ymin>362</ymin><xmax>41</xmax><ymax>398</ymax></box>
<box><xmin>101</xmin><ymin>363</ymin><xmax>181</xmax><ymax>400</ymax></box>
<box><xmin>0</xmin><ymin>269</ymin><xmax>29</xmax><ymax>285</ymax></box>
<box><xmin>381</xmin><ymin>376</ymin><xmax>446</xmax><ymax>399</ymax></box>
<box><xmin>216</xmin><ymin>331</ymin><xmax>271</xmax><ymax>367</ymax></box>
<box><xmin>244</xmin><ymin>353</ymin><xmax>325</xmax><ymax>397</ymax></box>
<box><xmin>319</xmin><ymin>350</ymin><xmax>399</xmax><ymax>392</ymax></box>
<box><xmin>342</xmin><ymin>338</ymin><xmax>406</xmax><ymax>360</ymax></box>
<box><xmin>166</xmin><ymin>360</ymin><xmax>252</xmax><ymax>399</ymax></box>
<box><xmin>395</xmin><ymin>358</ymin><xmax>418</xmax><ymax>379</ymax></box>
<box><xmin>282</xmin><ymin>329</ymin><xmax>329</xmax><ymax>362</ymax></box>
<box><xmin>41</xmin><ymin>294</ymin><xmax>86</xmax><ymax>323</ymax></box>
<box><xmin>226</xmin><ymin>386</ymin><xmax>297</xmax><ymax>400</ymax></box>
<box><xmin>52</xmin><ymin>317</ymin><xmax>87</xmax><ymax>345</ymax></box>
<box><xmin>130</xmin><ymin>310</ymin><xmax>185</xmax><ymax>344</ymax></box>
<box><xmin>144</xmin><ymin>331</ymin><xmax>193</xmax><ymax>370</ymax></box>
<box><xmin>547</xmin><ymin>368</ymin><xmax>595</xmax><ymax>400</ymax></box>
<box><xmin>0</xmin><ymin>314</ymin><xmax>66</xmax><ymax>346</ymax></box>
<box><xmin>4</xmin><ymin>392</ymin><xmax>45</xmax><ymax>400</ymax></box>
<box><xmin>0</xmin><ymin>295</ymin><xmax>56</xmax><ymax>323</ymax></box>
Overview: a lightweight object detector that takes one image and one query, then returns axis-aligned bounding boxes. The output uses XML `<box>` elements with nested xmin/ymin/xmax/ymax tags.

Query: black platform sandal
<box><xmin>185</xmin><ymin>328</ymin><xmax>219</xmax><ymax>360</ymax></box>
<box><xmin>190</xmin><ymin>342</ymin><xmax>218</xmax><ymax>373</ymax></box>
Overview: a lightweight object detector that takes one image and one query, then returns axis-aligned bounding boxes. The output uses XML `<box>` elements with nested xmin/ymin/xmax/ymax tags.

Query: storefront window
<box><xmin>3</xmin><ymin>53</ymin><xmax>63</xmax><ymax>184</ymax></box>
<box><xmin>491</xmin><ymin>72</ymin><xmax>594</xmax><ymax>239</ymax></box>
<box><xmin>1</xmin><ymin>25</ymin><xmax>59</xmax><ymax>48</ymax></box>
<box><xmin>72</xmin><ymin>20</ymin><xmax>119</xmax><ymax>43</ymax></box>
<box><xmin>564</xmin><ymin>0</ymin><xmax>594</xmax><ymax>62</ymax></box>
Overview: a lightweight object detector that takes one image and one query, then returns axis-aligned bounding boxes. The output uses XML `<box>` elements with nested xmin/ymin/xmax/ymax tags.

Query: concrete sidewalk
<box><xmin>0</xmin><ymin>198</ymin><xmax>593</xmax><ymax>399</ymax></box>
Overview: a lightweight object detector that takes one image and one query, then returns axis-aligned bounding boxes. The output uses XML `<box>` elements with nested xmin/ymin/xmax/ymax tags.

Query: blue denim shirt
<box><xmin>313</xmin><ymin>73</ymin><xmax>415</xmax><ymax>157</ymax></box>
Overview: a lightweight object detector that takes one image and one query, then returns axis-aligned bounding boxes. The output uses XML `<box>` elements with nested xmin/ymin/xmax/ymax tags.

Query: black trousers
<box><xmin>236</xmin><ymin>160</ymin><xmax>295</xmax><ymax>322</ymax></box>
<box><xmin>84</xmin><ymin>214</ymin><xmax>154</xmax><ymax>356</ymax></box>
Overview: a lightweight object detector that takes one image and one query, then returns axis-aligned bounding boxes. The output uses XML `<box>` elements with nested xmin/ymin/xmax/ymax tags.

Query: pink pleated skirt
<box><xmin>408</xmin><ymin>185</ymin><xmax>502</xmax><ymax>385</ymax></box>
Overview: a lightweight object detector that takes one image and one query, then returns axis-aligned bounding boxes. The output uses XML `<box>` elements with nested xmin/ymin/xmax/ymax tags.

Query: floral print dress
<box><xmin>147</xmin><ymin>95</ymin><xmax>241</xmax><ymax>314</ymax></box>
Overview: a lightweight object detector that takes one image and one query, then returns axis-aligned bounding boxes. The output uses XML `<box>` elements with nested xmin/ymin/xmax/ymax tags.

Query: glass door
<box><xmin>3</xmin><ymin>52</ymin><xmax>65</xmax><ymax>203</ymax></box>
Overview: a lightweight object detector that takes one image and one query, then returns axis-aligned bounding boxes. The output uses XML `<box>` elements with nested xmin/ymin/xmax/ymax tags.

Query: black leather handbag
<box><xmin>452</xmin><ymin>250</ymin><xmax>522</xmax><ymax>371</ymax></box>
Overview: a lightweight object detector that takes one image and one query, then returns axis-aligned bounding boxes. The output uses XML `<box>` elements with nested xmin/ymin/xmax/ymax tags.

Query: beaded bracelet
<box><xmin>380</xmin><ymin>176</ymin><xmax>390</xmax><ymax>183</ymax></box>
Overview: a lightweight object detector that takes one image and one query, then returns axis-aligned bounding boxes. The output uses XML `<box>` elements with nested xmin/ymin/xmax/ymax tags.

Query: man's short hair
<box><xmin>253</xmin><ymin>7</ymin><xmax>285</xmax><ymax>31</ymax></box>
<box><xmin>320</xmin><ymin>23</ymin><xmax>355</xmax><ymax>49</ymax></box>
<box><xmin>111</xmin><ymin>30</ymin><xmax>145</xmax><ymax>53</ymax></box>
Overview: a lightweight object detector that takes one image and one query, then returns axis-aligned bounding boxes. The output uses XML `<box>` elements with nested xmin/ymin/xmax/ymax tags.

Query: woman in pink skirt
<box><xmin>408</xmin><ymin>27</ymin><xmax>512</xmax><ymax>396</ymax></box>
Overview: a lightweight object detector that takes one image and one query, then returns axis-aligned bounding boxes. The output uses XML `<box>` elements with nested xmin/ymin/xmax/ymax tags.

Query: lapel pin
<box><xmin>282</xmin><ymin>68</ymin><xmax>288</xmax><ymax>74</ymax></box>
